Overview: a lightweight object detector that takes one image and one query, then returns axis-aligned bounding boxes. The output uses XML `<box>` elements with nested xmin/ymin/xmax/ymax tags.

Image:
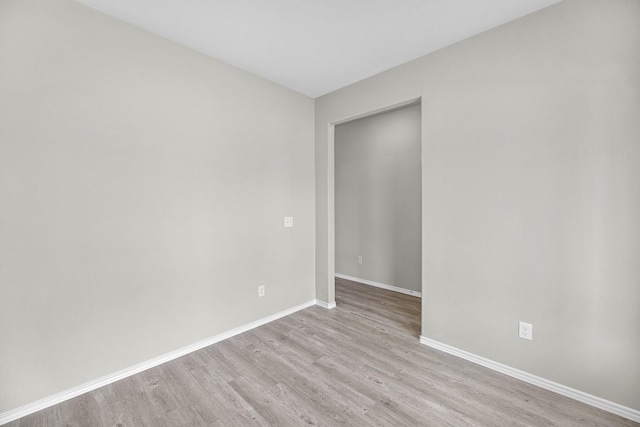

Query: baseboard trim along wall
<box><xmin>316</xmin><ymin>300</ymin><xmax>337</xmax><ymax>309</ymax></box>
<box><xmin>0</xmin><ymin>299</ymin><xmax>320</xmax><ymax>426</ymax></box>
<box><xmin>335</xmin><ymin>273</ymin><xmax>422</xmax><ymax>298</ymax></box>
<box><xmin>419</xmin><ymin>336</ymin><xmax>640</xmax><ymax>423</ymax></box>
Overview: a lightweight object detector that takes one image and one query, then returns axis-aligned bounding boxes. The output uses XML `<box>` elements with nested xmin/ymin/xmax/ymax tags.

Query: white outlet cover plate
<box><xmin>284</xmin><ymin>217</ymin><xmax>293</xmax><ymax>227</ymax></box>
<box><xmin>519</xmin><ymin>321</ymin><xmax>532</xmax><ymax>340</ymax></box>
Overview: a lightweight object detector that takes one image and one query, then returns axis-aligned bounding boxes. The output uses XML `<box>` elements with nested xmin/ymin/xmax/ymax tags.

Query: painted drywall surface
<box><xmin>335</xmin><ymin>106</ymin><xmax>421</xmax><ymax>292</ymax></box>
<box><xmin>0</xmin><ymin>0</ymin><xmax>315</xmax><ymax>413</ymax></box>
<box><xmin>316</xmin><ymin>0</ymin><xmax>640</xmax><ymax>410</ymax></box>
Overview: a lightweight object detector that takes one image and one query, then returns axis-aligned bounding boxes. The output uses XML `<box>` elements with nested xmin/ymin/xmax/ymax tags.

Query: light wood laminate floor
<box><xmin>7</xmin><ymin>278</ymin><xmax>637</xmax><ymax>426</ymax></box>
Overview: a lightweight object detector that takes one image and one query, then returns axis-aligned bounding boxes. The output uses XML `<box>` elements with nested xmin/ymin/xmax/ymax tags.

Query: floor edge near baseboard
<box><xmin>335</xmin><ymin>273</ymin><xmax>422</xmax><ymax>298</ymax></box>
<box><xmin>419</xmin><ymin>336</ymin><xmax>640</xmax><ymax>423</ymax></box>
<box><xmin>0</xmin><ymin>299</ymin><xmax>317</xmax><ymax>426</ymax></box>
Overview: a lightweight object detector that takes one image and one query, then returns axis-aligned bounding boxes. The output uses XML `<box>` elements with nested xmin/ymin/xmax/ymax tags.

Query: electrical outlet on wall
<box><xmin>357</xmin><ymin>256</ymin><xmax>363</xmax><ymax>264</ymax></box>
<box><xmin>519</xmin><ymin>321</ymin><xmax>532</xmax><ymax>340</ymax></box>
<box><xmin>284</xmin><ymin>217</ymin><xmax>293</xmax><ymax>227</ymax></box>
<box><xmin>258</xmin><ymin>285</ymin><xmax>265</xmax><ymax>297</ymax></box>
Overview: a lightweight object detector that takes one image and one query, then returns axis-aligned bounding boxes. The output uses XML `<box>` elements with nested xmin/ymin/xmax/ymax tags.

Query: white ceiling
<box><xmin>75</xmin><ymin>0</ymin><xmax>562</xmax><ymax>98</ymax></box>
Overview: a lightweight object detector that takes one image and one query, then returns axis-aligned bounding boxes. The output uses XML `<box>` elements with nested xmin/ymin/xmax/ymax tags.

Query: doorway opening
<box><xmin>331</xmin><ymin>100</ymin><xmax>422</xmax><ymax>336</ymax></box>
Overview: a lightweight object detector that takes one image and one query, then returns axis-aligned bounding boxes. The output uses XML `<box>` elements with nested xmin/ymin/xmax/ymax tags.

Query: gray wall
<box><xmin>316</xmin><ymin>0</ymin><xmax>640</xmax><ymax>411</ymax></box>
<box><xmin>0</xmin><ymin>0</ymin><xmax>315</xmax><ymax>413</ymax></box>
<box><xmin>335</xmin><ymin>105</ymin><xmax>421</xmax><ymax>292</ymax></box>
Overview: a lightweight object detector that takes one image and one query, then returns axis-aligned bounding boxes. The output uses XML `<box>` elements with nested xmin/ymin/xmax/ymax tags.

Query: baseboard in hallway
<box><xmin>335</xmin><ymin>273</ymin><xmax>421</xmax><ymax>298</ymax></box>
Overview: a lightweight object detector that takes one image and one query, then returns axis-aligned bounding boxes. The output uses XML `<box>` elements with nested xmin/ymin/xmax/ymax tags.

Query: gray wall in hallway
<box><xmin>335</xmin><ymin>105</ymin><xmax>421</xmax><ymax>293</ymax></box>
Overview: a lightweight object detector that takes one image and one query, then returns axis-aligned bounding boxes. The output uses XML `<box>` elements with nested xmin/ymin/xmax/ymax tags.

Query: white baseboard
<box><xmin>315</xmin><ymin>300</ymin><xmax>336</xmax><ymax>309</ymax></box>
<box><xmin>0</xmin><ymin>300</ymin><xmax>317</xmax><ymax>426</ymax></box>
<box><xmin>335</xmin><ymin>273</ymin><xmax>422</xmax><ymax>298</ymax></box>
<box><xmin>419</xmin><ymin>336</ymin><xmax>640</xmax><ymax>423</ymax></box>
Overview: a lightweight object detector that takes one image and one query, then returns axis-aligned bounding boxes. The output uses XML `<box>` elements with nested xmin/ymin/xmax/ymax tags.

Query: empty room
<box><xmin>1</xmin><ymin>0</ymin><xmax>638</xmax><ymax>425</ymax></box>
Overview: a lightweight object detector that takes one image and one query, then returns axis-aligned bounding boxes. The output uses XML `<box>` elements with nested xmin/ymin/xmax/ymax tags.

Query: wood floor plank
<box><xmin>5</xmin><ymin>278</ymin><xmax>638</xmax><ymax>427</ymax></box>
